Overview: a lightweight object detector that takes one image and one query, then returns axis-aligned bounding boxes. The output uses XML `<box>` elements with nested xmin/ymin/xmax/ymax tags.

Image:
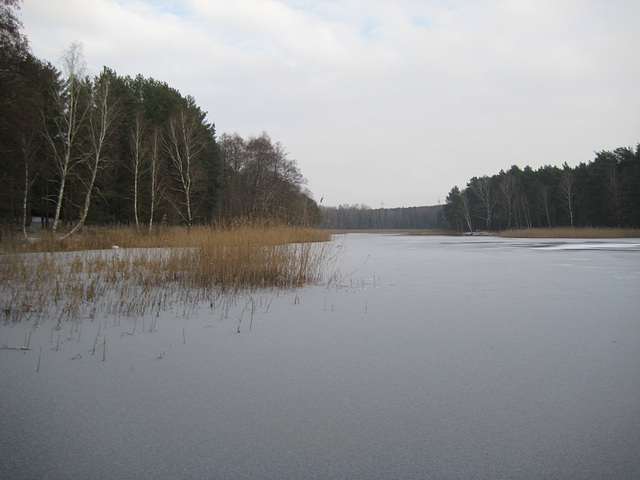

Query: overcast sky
<box><xmin>18</xmin><ymin>0</ymin><xmax>640</xmax><ymax>208</ymax></box>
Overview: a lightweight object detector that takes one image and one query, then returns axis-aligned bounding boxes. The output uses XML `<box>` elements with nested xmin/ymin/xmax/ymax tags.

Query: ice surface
<box><xmin>1</xmin><ymin>234</ymin><xmax>639</xmax><ymax>479</ymax></box>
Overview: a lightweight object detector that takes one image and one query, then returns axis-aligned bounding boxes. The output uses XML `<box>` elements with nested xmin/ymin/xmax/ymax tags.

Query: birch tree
<box><xmin>63</xmin><ymin>69</ymin><xmax>118</xmax><ymax>237</ymax></box>
<box><xmin>43</xmin><ymin>42</ymin><xmax>90</xmax><ymax>232</ymax></box>
<box><xmin>148</xmin><ymin>126</ymin><xmax>164</xmax><ymax>233</ymax></box>
<box><xmin>537</xmin><ymin>184</ymin><xmax>553</xmax><ymax>227</ymax></box>
<box><xmin>470</xmin><ymin>176</ymin><xmax>495</xmax><ymax>230</ymax></box>
<box><xmin>498</xmin><ymin>174</ymin><xmax>516</xmax><ymax>229</ymax></box>
<box><xmin>130</xmin><ymin>111</ymin><xmax>146</xmax><ymax>230</ymax></box>
<box><xmin>559</xmin><ymin>169</ymin><xmax>575</xmax><ymax>227</ymax></box>
<box><xmin>444</xmin><ymin>186</ymin><xmax>473</xmax><ymax>232</ymax></box>
<box><xmin>165</xmin><ymin>106</ymin><xmax>207</xmax><ymax>230</ymax></box>
<box><xmin>459</xmin><ymin>190</ymin><xmax>474</xmax><ymax>232</ymax></box>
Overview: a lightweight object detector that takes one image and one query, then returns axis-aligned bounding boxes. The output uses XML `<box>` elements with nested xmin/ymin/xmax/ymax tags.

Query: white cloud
<box><xmin>19</xmin><ymin>0</ymin><xmax>640</xmax><ymax>207</ymax></box>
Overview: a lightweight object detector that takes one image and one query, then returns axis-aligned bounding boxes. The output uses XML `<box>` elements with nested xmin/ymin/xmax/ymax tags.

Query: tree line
<box><xmin>319</xmin><ymin>204</ymin><xmax>444</xmax><ymax>230</ymax></box>
<box><xmin>443</xmin><ymin>145</ymin><xmax>640</xmax><ymax>232</ymax></box>
<box><xmin>0</xmin><ymin>0</ymin><xmax>318</xmax><ymax>237</ymax></box>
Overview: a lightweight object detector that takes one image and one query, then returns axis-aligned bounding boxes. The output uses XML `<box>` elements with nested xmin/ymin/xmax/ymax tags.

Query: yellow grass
<box><xmin>498</xmin><ymin>227</ymin><xmax>640</xmax><ymax>238</ymax></box>
<box><xmin>1</xmin><ymin>223</ymin><xmax>336</xmax><ymax>324</ymax></box>
<box><xmin>5</xmin><ymin>221</ymin><xmax>330</xmax><ymax>253</ymax></box>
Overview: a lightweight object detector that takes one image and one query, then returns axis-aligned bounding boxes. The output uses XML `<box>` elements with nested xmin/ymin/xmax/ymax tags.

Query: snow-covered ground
<box><xmin>1</xmin><ymin>234</ymin><xmax>639</xmax><ymax>479</ymax></box>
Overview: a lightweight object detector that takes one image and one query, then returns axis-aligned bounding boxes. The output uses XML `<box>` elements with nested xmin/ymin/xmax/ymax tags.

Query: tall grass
<box><xmin>1</xmin><ymin>223</ymin><xmax>336</xmax><ymax>325</ymax></box>
<box><xmin>151</xmin><ymin>223</ymin><xmax>334</xmax><ymax>291</ymax></box>
<box><xmin>499</xmin><ymin>227</ymin><xmax>640</xmax><ymax>238</ymax></box>
<box><xmin>4</xmin><ymin>220</ymin><xmax>331</xmax><ymax>253</ymax></box>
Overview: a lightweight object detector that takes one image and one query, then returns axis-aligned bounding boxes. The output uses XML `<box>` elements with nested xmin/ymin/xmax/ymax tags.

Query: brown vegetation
<box><xmin>1</xmin><ymin>223</ymin><xmax>335</xmax><ymax>325</ymax></box>
<box><xmin>3</xmin><ymin>221</ymin><xmax>330</xmax><ymax>253</ymax></box>
<box><xmin>499</xmin><ymin>227</ymin><xmax>640</xmax><ymax>238</ymax></box>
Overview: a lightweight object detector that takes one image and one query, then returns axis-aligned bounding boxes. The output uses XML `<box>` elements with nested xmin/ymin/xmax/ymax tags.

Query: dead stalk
<box><xmin>2</xmin><ymin>224</ymin><xmax>335</xmax><ymax>335</ymax></box>
<box><xmin>36</xmin><ymin>346</ymin><xmax>42</xmax><ymax>372</ymax></box>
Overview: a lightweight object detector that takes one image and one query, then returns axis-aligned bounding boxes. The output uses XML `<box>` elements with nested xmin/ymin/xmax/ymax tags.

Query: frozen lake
<box><xmin>1</xmin><ymin>234</ymin><xmax>639</xmax><ymax>479</ymax></box>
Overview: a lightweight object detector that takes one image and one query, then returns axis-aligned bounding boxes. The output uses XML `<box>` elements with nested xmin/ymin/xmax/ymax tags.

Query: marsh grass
<box><xmin>1</xmin><ymin>223</ymin><xmax>336</xmax><ymax>327</ymax></box>
<box><xmin>5</xmin><ymin>220</ymin><xmax>331</xmax><ymax>253</ymax></box>
<box><xmin>499</xmin><ymin>227</ymin><xmax>640</xmax><ymax>238</ymax></box>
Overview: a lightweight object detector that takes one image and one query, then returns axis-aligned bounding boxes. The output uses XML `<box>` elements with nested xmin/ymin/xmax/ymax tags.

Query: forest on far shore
<box><xmin>319</xmin><ymin>143</ymin><xmax>640</xmax><ymax>232</ymax></box>
<box><xmin>319</xmin><ymin>204</ymin><xmax>444</xmax><ymax>230</ymax></box>
<box><xmin>1</xmin><ymin>0</ymin><xmax>319</xmax><ymax>238</ymax></box>
<box><xmin>3</xmin><ymin>1</ymin><xmax>638</xmax><ymax>236</ymax></box>
<box><xmin>443</xmin><ymin>145</ymin><xmax>640</xmax><ymax>232</ymax></box>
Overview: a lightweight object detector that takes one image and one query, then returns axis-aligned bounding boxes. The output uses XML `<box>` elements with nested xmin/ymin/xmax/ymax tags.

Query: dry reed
<box><xmin>5</xmin><ymin>220</ymin><xmax>331</xmax><ymax>253</ymax></box>
<box><xmin>1</xmin><ymin>222</ymin><xmax>336</xmax><ymax>328</ymax></box>
<box><xmin>499</xmin><ymin>227</ymin><xmax>640</xmax><ymax>238</ymax></box>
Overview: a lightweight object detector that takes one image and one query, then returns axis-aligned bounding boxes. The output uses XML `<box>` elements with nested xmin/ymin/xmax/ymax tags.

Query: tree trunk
<box><xmin>46</xmin><ymin>42</ymin><xmax>89</xmax><ymax>233</ymax></box>
<box><xmin>472</xmin><ymin>176</ymin><xmax>494</xmax><ymax>230</ymax></box>
<box><xmin>148</xmin><ymin>127</ymin><xmax>163</xmax><ymax>234</ymax></box>
<box><xmin>62</xmin><ymin>74</ymin><xmax>115</xmax><ymax>238</ymax></box>
<box><xmin>22</xmin><ymin>154</ymin><xmax>30</xmax><ymax>240</ymax></box>
<box><xmin>131</xmin><ymin>115</ymin><xmax>143</xmax><ymax>230</ymax></box>
<box><xmin>165</xmin><ymin>108</ymin><xmax>205</xmax><ymax>231</ymax></box>
<box><xmin>560</xmin><ymin>171</ymin><xmax>575</xmax><ymax>227</ymax></box>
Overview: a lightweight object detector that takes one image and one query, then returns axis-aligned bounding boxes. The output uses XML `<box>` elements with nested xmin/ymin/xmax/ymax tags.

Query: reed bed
<box><xmin>4</xmin><ymin>221</ymin><xmax>331</xmax><ymax>253</ymax></box>
<box><xmin>498</xmin><ymin>227</ymin><xmax>640</xmax><ymax>238</ymax></box>
<box><xmin>1</xmin><ymin>223</ymin><xmax>336</xmax><ymax>326</ymax></box>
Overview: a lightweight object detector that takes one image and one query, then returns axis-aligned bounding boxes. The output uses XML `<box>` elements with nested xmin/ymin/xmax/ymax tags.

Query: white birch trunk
<box><xmin>63</xmin><ymin>75</ymin><xmax>115</xmax><ymax>238</ymax></box>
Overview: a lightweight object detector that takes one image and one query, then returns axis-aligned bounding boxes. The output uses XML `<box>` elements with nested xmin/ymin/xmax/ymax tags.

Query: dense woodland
<box><xmin>319</xmin><ymin>204</ymin><xmax>444</xmax><ymax>230</ymax></box>
<box><xmin>443</xmin><ymin>145</ymin><xmax>640</xmax><ymax>232</ymax></box>
<box><xmin>0</xmin><ymin>0</ymin><xmax>319</xmax><ymax>236</ymax></box>
<box><xmin>3</xmin><ymin>1</ymin><xmax>638</xmax><ymax>236</ymax></box>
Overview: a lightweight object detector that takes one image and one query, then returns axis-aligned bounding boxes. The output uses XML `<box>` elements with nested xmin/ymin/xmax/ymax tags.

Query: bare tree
<box><xmin>165</xmin><ymin>107</ymin><xmax>206</xmax><ymax>231</ymax></box>
<box><xmin>244</xmin><ymin>134</ymin><xmax>275</xmax><ymax>215</ymax></box>
<box><xmin>498</xmin><ymin>174</ymin><xmax>516</xmax><ymax>229</ymax></box>
<box><xmin>515</xmin><ymin>190</ymin><xmax>532</xmax><ymax>229</ymax></box>
<box><xmin>445</xmin><ymin>186</ymin><xmax>473</xmax><ymax>232</ymax></box>
<box><xmin>148</xmin><ymin>126</ymin><xmax>164</xmax><ymax>233</ymax></box>
<box><xmin>43</xmin><ymin>42</ymin><xmax>90</xmax><ymax>232</ymax></box>
<box><xmin>559</xmin><ymin>169</ymin><xmax>575</xmax><ymax>227</ymax></box>
<box><xmin>460</xmin><ymin>190</ymin><xmax>473</xmax><ymax>232</ymax></box>
<box><xmin>537</xmin><ymin>185</ymin><xmax>553</xmax><ymax>227</ymax></box>
<box><xmin>63</xmin><ymin>70</ymin><xmax>117</xmax><ymax>238</ymax></box>
<box><xmin>471</xmin><ymin>176</ymin><xmax>495</xmax><ymax>230</ymax></box>
<box><xmin>244</xmin><ymin>134</ymin><xmax>305</xmax><ymax>218</ymax></box>
<box><xmin>130</xmin><ymin>112</ymin><xmax>146</xmax><ymax>230</ymax></box>
<box><xmin>218</xmin><ymin>132</ymin><xmax>309</xmax><ymax>222</ymax></box>
<box><xmin>218</xmin><ymin>133</ymin><xmax>248</xmax><ymax>217</ymax></box>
